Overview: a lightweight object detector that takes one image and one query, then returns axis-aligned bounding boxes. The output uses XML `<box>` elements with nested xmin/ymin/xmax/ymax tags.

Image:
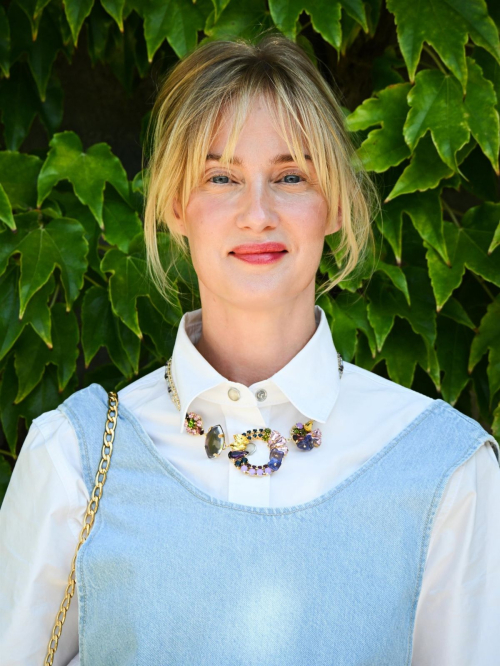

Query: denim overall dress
<box><xmin>57</xmin><ymin>383</ymin><xmax>499</xmax><ymax>666</ymax></box>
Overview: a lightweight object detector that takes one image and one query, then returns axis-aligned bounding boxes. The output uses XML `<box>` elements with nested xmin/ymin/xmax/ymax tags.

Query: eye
<box><xmin>208</xmin><ymin>173</ymin><xmax>232</xmax><ymax>184</ymax></box>
<box><xmin>281</xmin><ymin>172</ymin><xmax>305</xmax><ymax>184</ymax></box>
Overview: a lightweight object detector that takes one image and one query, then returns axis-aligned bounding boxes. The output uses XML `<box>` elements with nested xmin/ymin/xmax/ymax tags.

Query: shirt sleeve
<box><xmin>412</xmin><ymin>440</ymin><xmax>500</xmax><ymax>665</ymax></box>
<box><xmin>0</xmin><ymin>410</ymin><xmax>87</xmax><ymax>666</ymax></box>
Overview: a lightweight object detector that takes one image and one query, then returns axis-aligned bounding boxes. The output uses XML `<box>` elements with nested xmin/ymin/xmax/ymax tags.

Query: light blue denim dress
<box><xmin>58</xmin><ymin>383</ymin><xmax>498</xmax><ymax>666</ymax></box>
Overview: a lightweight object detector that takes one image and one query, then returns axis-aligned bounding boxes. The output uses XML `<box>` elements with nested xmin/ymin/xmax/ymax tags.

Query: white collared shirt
<box><xmin>1</xmin><ymin>305</ymin><xmax>499</xmax><ymax>665</ymax></box>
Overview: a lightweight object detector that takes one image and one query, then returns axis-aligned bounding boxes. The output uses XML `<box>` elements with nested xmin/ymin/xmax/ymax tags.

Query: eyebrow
<box><xmin>206</xmin><ymin>153</ymin><xmax>311</xmax><ymax>165</ymax></box>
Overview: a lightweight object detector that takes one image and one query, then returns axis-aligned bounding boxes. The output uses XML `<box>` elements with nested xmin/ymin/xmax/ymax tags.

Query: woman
<box><xmin>1</xmin><ymin>34</ymin><xmax>499</xmax><ymax>666</ymax></box>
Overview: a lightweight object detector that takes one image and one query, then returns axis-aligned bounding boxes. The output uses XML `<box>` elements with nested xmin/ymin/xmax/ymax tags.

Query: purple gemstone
<box><xmin>241</xmin><ymin>465</ymin><xmax>248</xmax><ymax>471</ymax></box>
<box><xmin>265</xmin><ymin>467</ymin><xmax>273</xmax><ymax>474</ymax></box>
<box><xmin>228</xmin><ymin>450</ymin><xmax>246</xmax><ymax>459</ymax></box>
<box><xmin>257</xmin><ymin>469</ymin><xmax>263</xmax><ymax>475</ymax></box>
<box><xmin>296</xmin><ymin>422</ymin><xmax>303</xmax><ymax>429</ymax></box>
<box><xmin>248</xmin><ymin>468</ymin><xmax>256</xmax><ymax>475</ymax></box>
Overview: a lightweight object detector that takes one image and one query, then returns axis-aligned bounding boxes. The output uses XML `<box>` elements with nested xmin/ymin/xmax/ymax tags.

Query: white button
<box><xmin>228</xmin><ymin>387</ymin><xmax>240</xmax><ymax>401</ymax></box>
<box><xmin>256</xmin><ymin>389</ymin><xmax>267</xmax><ymax>402</ymax></box>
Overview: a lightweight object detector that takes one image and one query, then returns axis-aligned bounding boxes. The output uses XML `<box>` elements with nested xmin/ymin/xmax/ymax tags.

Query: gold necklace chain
<box><xmin>165</xmin><ymin>353</ymin><xmax>344</xmax><ymax>413</ymax></box>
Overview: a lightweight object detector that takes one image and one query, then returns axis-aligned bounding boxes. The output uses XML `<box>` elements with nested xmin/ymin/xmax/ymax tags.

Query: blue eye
<box><xmin>282</xmin><ymin>174</ymin><xmax>302</xmax><ymax>184</ymax></box>
<box><xmin>210</xmin><ymin>175</ymin><xmax>230</xmax><ymax>184</ymax></box>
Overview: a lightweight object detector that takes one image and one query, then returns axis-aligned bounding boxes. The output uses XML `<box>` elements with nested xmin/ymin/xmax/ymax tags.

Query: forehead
<box><xmin>207</xmin><ymin>94</ymin><xmax>309</xmax><ymax>161</ymax></box>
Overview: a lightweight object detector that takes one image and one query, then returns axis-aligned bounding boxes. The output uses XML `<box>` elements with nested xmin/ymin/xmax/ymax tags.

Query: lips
<box><xmin>230</xmin><ymin>242</ymin><xmax>287</xmax><ymax>254</ymax></box>
<box><xmin>229</xmin><ymin>242</ymin><xmax>288</xmax><ymax>265</ymax></box>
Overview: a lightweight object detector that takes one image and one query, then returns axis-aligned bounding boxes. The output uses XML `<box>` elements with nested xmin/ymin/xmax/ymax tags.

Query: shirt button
<box><xmin>228</xmin><ymin>387</ymin><xmax>241</xmax><ymax>401</ymax></box>
<box><xmin>256</xmin><ymin>389</ymin><xmax>267</xmax><ymax>402</ymax></box>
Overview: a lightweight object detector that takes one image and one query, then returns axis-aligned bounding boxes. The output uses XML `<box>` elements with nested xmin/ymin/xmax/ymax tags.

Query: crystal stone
<box><xmin>296</xmin><ymin>434</ymin><xmax>314</xmax><ymax>451</ymax></box>
<box><xmin>228</xmin><ymin>450</ymin><xmax>246</xmax><ymax>460</ymax></box>
<box><xmin>268</xmin><ymin>430</ymin><xmax>287</xmax><ymax>449</ymax></box>
<box><xmin>205</xmin><ymin>425</ymin><xmax>225</xmax><ymax>458</ymax></box>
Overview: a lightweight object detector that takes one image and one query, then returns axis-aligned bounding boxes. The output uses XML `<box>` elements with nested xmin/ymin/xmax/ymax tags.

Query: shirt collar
<box><xmin>170</xmin><ymin>305</ymin><xmax>342</xmax><ymax>433</ymax></box>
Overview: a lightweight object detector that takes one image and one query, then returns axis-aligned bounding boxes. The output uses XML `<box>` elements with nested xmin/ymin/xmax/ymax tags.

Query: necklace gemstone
<box><xmin>205</xmin><ymin>425</ymin><xmax>225</xmax><ymax>458</ymax></box>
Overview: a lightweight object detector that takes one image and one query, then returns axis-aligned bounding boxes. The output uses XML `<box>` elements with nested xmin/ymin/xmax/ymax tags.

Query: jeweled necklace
<box><xmin>164</xmin><ymin>353</ymin><xmax>344</xmax><ymax>477</ymax></box>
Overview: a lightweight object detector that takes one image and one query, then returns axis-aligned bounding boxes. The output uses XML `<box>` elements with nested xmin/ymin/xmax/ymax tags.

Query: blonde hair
<box><xmin>143</xmin><ymin>33</ymin><xmax>378</xmax><ymax>304</ymax></box>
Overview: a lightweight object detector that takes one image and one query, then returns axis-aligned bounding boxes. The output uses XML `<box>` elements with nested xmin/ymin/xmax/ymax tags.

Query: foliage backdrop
<box><xmin>0</xmin><ymin>0</ymin><xmax>499</xmax><ymax>500</ymax></box>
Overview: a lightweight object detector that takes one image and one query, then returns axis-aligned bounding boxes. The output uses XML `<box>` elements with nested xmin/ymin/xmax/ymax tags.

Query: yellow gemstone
<box><xmin>304</xmin><ymin>420</ymin><xmax>313</xmax><ymax>432</ymax></box>
<box><xmin>232</xmin><ymin>434</ymin><xmax>249</xmax><ymax>451</ymax></box>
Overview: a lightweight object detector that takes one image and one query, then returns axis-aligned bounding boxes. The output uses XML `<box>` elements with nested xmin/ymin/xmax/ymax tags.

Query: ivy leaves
<box><xmin>37</xmin><ymin>131</ymin><xmax>130</xmax><ymax>227</ymax></box>
<box><xmin>386</xmin><ymin>0</ymin><xmax>500</xmax><ymax>89</ymax></box>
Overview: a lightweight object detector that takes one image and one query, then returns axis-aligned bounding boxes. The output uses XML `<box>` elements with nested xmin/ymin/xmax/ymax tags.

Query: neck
<box><xmin>194</xmin><ymin>288</ymin><xmax>318</xmax><ymax>387</ymax></box>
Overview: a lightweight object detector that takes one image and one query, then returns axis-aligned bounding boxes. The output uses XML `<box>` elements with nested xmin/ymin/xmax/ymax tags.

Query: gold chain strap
<box><xmin>43</xmin><ymin>390</ymin><xmax>119</xmax><ymax>665</ymax></box>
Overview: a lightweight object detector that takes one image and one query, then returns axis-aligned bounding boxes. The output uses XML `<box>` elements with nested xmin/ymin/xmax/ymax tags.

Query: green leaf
<box><xmin>0</xmin><ymin>62</ymin><xmax>37</xmax><ymax>150</ymax></box>
<box><xmin>385</xmin><ymin>134</ymin><xmax>455</xmax><ymax>200</ymax></box>
<box><xmin>134</xmin><ymin>0</ymin><xmax>206</xmax><ymax>60</ymax></box>
<box><xmin>319</xmin><ymin>291</ymin><xmax>376</xmax><ymax>361</ymax></box>
<box><xmin>440</xmin><ymin>297</ymin><xmax>476</xmax><ymax>329</ymax></box>
<box><xmin>473</xmin><ymin>46</ymin><xmax>500</xmax><ymax>115</ymax></box>
<box><xmin>437</xmin><ymin>315</ymin><xmax>474</xmax><ymax>404</ymax></box>
<box><xmin>101</xmin><ymin>236</ymin><xmax>182</xmax><ymax>336</ymax></box>
<box><xmin>0</xmin><ymin>266</ymin><xmax>54</xmax><ymax>360</ymax></box>
<box><xmin>50</xmin><ymin>304</ymin><xmax>79</xmax><ymax>391</ymax></box>
<box><xmin>0</xmin><ymin>6</ymin><xmax>10</xmax><ymax>78</ymax></box>
<box><xmin>63</xmin><ymin>0</ymin><xmax>94</xmax><ymax>46</ymax></box>
<box><xmin>404</xmin><ymin>69</ymin><xmax>470</xmax><ymax>173</ymax></box>
<box><xmin>49</xmin><ymin>189</ymin><xmax>103</xmax><ymax>276</ymax></box>
<box><xmin>381</xmin><ymin>189</ymin><xmax>449</xmax><ymax>265</ymax></box>
<box><xmin>81</xmin><ymin>285</ymin><xmax>135</xmax><ymax>377</ymax></box>
<box><xmin>0</xmin><ymin>356</ymin><xmax>22</xmax><ymax>452</ymax></box>
<box><xmin>464</xmin><ymin>56</ymin><xmax>500</xmax><ymax>174</ymax></box>
<box><xmin>137</xmin><ymin>295</ymin><xmax>177</xmax><ymax>359</ymax></box>
<box><xmin>101</xmin><ymin>0</ymin><xmax>126</xmax><ymax>30</ymax></box>
<box><xmin>102</xmin><ymin>185</ymin><xmax>143</xmax><ymax>252</ymax></box>
<box><xmin>9</xmin><ymin>0</ymin><xmax>63</xmax><ymax>101</ymax></box>
<box><xmin>425</xmin><ymin>203</ymin><xmax>500</xmax><ymax>309</ymax></box>
<box><xmin>489</xmin><ymin>221</ymin><xmax>500</xmax><ymax>254</ymax></box>
<box><xmin>203</xmin><ymin>0</ymin><xmax>273</xmax><ymax>42</ymax></box>
<box><xmin>386</xmin><ymin>0</ymin><xmax>500</xmax><ymax>90</ymax></box>
<box><xmin>380</xmin><ymin>318</ymin><xmax>428</xmax><ymax>387</ymax></box>
<box><xmin>269</xmin><ymin>0</ymin><xmax>367</xmax><ymax>48</ymax></box>
<box><xmin>367</xmin><ymin>267</ymin><xmax>437</xmax><ymax>352</ymax></box>
<box><xmin>468</xmin><ymin>296</ymin><xmax>500</xmax><ymax>403</ymax></box>
<box><xmin>0</xmin><ymin>455</ymin><xmax>11</xmax><ymax>507</ymax></box>
<box><xmin>117</xmin><ymin>318</ymin><xmax>140</xmax><ymax>374</ymax></box>
<box><xmin>0</xmin><ymin>151</ymin><xmax>42</xmax><ymax>210</ymax></box>
<box><xmin>37</xmin><ymin>131</ymin><xmax>130</xmax><ymax>227</ymax></box>
<box><xmin>10</xmin><ymin>217</ymin><xmax>88</xmax><ymax>316</ymax></box>
<box><xmin>210</xmin><ymin>0</ymin><xmax>231</xmax><ymax>20</ymax></box>
<box><xmin>375</xmin><ymin>261</ymin><xmax>410</xmax><ymax>304</ymax></box>
<box><xmin>345</xmin><ymin>82</ymin><xmax>412</xmax><ymax>172</ymax></box>
<box><xmin>0</xmin><ymin>182</ymin><xmax>15</xmax><ymax>230</ymax></box>
<box><xmin>12</xmin><ymin>302</ymin><xmax>77</xmax><ymax>402</ymax></box>
<box><xmin>13</xmin><ymin>325</ymin><xmax>52</xmax><ymax>402</ymax></box>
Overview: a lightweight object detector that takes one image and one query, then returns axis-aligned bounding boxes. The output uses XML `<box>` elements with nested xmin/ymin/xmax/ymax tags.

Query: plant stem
<box><xmin>1</xmin><ymin>450</ymin><xmax>17</xmax><ymax>460</ymax></box>
<box><xmin>84</xmin><ymin>274</ymin><xmax>103</xmax><ymax>288</ymax></box>
<box><xmin>49</xmin><ymin>284</ymin><xmax>60</xmax><ymax>308</ymax></box>
<box><xmin>422</xmin><ymin>44</ymin><xmax>447</xmax><ymax>74</ymax></box>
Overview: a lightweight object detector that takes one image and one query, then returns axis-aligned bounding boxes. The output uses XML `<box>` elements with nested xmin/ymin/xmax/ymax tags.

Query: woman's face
<box><xmin>175</xmin><ymin>95</ymin><xmax>338</xmax><ymax>311</ymax></box>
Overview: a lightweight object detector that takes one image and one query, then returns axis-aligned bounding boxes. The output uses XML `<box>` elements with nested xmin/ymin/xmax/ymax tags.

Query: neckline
<box><xmin>94</xmin><ymin>384</ymin><xmax>445</xmax><ymax>516</ymax></box>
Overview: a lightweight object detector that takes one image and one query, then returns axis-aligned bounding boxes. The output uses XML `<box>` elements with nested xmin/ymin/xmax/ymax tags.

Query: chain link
<box><xmin>43</xmin><ymin>391</ymin><xmax>119</xmax><ymax>665</ymax></box>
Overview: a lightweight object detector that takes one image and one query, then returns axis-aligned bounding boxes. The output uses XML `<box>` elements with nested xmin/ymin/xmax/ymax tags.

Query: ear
<box><xmin>325</xmin><ymin>206</ymin><xmax>342</xmax><ymax>236</ymax></box>
<box><xmin>172</xmin><ymin>197</ymin><xmax>188</xmax><ymax>236</ymax></box>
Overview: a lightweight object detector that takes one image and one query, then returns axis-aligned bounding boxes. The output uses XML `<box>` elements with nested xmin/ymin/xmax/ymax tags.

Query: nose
<box><xmin>236</xmin><ymin>180</ymin><xmax>278</xmax><ymax>232</ymax></box>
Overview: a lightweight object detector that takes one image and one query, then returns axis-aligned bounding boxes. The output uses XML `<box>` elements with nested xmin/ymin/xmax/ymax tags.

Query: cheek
<box><xmin>285</xmin><ymin>196</ymin><xmax>329</xmax><ymax>243</ymax></box>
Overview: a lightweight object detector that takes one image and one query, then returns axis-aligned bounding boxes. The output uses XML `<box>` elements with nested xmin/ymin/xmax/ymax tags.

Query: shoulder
<box><xmin>340</xmin><ymin>361</ymin><xmax>499</xmax><ymax>462</ymax></box>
